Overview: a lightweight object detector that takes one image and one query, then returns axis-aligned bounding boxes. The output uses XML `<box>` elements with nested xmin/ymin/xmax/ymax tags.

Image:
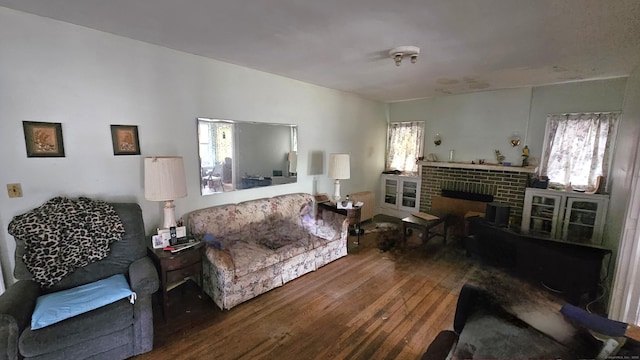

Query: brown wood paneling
<box><xmin>431</xmin><ymin>195</ymin><xmax>488</xmax><ymax>237</ymax></box>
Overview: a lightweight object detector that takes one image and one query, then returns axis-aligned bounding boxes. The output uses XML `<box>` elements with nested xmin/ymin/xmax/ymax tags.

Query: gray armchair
<box><xmin>0</xmin><ymin>203</ymin><xmax>159</xmax><ymax>360</ymax></box>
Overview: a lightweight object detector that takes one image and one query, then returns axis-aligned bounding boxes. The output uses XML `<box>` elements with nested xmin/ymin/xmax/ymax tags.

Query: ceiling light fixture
<box><xmin>389</xmin><ymin>45</ymin><xmax>420</xmax><ymax>66</ymax></box>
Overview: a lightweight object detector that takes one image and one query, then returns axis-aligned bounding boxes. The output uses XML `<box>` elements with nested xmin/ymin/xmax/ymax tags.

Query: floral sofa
<box><xmin>188</xmin><ymin>193</ymin><xmax>348</xmax><ymax>310</ymax></box>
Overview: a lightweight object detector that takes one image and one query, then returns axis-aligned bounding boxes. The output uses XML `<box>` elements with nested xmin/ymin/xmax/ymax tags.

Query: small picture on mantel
<box><xmin>110</xmin><ymin>125</ymin><xmax>140</xmax><ymax>155</ymax></box>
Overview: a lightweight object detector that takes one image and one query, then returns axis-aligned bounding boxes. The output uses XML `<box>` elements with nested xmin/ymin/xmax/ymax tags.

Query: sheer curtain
<box><xmin>386</xmin><ymin>122</ymin><xmax>424</xmax><ymax>174</ymax></box>
<box><xmin>540</xmin><ymin>112</ymin><xmax>619</xmax><ymax>189</ymax></box>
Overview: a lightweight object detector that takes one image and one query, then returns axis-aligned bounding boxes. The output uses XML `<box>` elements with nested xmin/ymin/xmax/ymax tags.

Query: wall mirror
<box><xmin>197</xmin><ymin>117</ymin><xmax>298</xmax><ymax>196</ymax></box>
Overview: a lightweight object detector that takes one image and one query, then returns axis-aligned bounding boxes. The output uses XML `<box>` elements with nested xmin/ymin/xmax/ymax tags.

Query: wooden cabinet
<box><xmin>470</xmin><ymin>217</ymin><xmax>611</xmax><ymax>304</ymax></box>
<box><xmin>521</xmin><ymin>188</ymin><xmax>609</xmax><ymax>245</ymax></box>
<box><xmin>380</xmin><ymin>174</ymin><xmax>421</xmax><ymax>218</ymax></box>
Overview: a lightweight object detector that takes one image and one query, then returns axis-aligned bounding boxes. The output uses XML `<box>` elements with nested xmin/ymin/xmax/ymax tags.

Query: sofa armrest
<box><xmin>310</xmin><ymin>210</ymin><xmax>349</xmax><ymax>241</ymax></box>
<box><xmin>453</xmin><ymin>284</ymin><xmax>491</xmax><ymax>334</ymax></box>
<box><xmin>128</xmin><ymin>257</ymin><xmax>159</xmax><ymax>296</ymax></box>
<box><xmin>0</xmin><ymin>280</ymin><xmax>40</xmax><ymax>360</ymax></box>
<box><xmin>421</xmin><ymin>330</ymin><xmax>458</xmax><ymax>360</ymax></box>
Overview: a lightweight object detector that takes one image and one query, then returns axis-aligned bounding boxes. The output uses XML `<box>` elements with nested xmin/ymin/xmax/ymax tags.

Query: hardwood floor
<box><xmin>134</xmin><ymin>228</ymin><xmax>482</xmax><ymax>360</ymax></box>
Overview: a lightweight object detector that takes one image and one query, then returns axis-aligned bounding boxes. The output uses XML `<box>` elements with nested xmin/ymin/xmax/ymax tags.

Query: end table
<box><xmin>147</xmin><ymin>241</ymin><xmax>205</xmax><ymax>320</ymax></box>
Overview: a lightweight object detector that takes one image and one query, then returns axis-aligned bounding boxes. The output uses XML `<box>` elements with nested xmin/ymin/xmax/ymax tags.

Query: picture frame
<box><xmin>22</xmin><ymin>121</ymin><xmax>65</xmax><ymax>157</ymax></box>
<box><xmin>110</xmin><ymin>125</ymin><xmax>140</xmax><ymax>155</ymax></box>
<box><xmin>151</xmin><ymin>234</ymin><xmax>170</xmax><ymax>249</ymax></box>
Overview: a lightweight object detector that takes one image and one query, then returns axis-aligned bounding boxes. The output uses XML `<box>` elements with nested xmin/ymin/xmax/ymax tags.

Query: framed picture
<box><xmin>151</xmin><ymin>234</ymin><xmax>170</xmax><ymax>249</ymax></box>
<box><xmin>22</xmin><ymin>121</ymin><xmax>65</xmax><ymax>157</ymax></box>
<box><xmin>110</xmin><ymin>125</ymin><xmax>140</xmax><ymax>155</ymax></box>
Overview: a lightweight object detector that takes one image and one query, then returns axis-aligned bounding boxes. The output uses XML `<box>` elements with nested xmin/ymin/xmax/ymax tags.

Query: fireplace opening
<box><xmin>441</xmin><ymin>189</ymin><xmax>494</xmax><ymax>202</ymax></box>
<box><xmin>440</xmin><ymin>180</ymin><xmax>496</xmax><ymax>203</ymax></box>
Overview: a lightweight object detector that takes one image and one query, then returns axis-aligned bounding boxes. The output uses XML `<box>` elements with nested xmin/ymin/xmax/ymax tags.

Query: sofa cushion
<box><xmin>228</xmin><ymin>240</ymin><xmax>281</xmax><ymax>278</ymax></box>
<box><xmin>210</xmin><ymin>229</ymin><xmax>250</xmax><ymax>250</ymax></box>
<box><xmin>9</xmin><ymin>198</ymin><xmax>126</xmax><ymax>288</ymax></box>
<box><xmin>31</xmin><ymin>274</ymin><xmax>133</xmax><ymax>330</ymax></box>
<box><xmin>269</xmin><ymin>193</ymin><xmax>313</xmax><ymax>221</ymax></box>
<box><xmin>13</xmin><ymin>203</ymin><xmax>146</xmax><ymax>292</ymax></box>
<box><xmin>255</xmin><ymin>219</ymin><xmax>311</xmax><ymax>246</ymax></box>
<box><xmin>20</xmin><ymin>297</ymin><xmax>133</xmax><ymax>357</ymax></box>
<box><xmin>59</xmin><ymin>202</ymin><xmax>147</xmax><ymax>281</ymax></box>
<box><xmin>274</xmin><ymin>237</ymin><xmax>314</xmax><ymax>260</ymax></box>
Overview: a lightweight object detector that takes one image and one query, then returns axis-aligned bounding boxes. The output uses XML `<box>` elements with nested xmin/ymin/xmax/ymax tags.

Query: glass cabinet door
<box><xmin>401</xmin><ymin>180</ymin><xmax>418</xmax><ymax>209</ymax></box>
<box><xmin>383</xmin><ymin>178</ymin><xmax>398</xmax><ymax>206</ymax></box>
<box><xmin>525</xmin><ymin>192</ymin><xmax>562</xmax><ymax>237</ymax></box>
<box><xmin>561</xmin><ymin>198</ymin><xmax>601</xmax><ymax>244</ymax></box>
<box><xmin>522</xmin><ymin>189</ymin><xmax>608</xmax><ymax>245</ymax></box>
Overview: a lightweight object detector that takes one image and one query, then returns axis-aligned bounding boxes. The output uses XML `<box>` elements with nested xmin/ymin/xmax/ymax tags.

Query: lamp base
<box><xmin>162</xmin><ymin>200</ymin><xmax>177</xmax><ymax>229</ymax></box>
<box><xmin>332</xmin><ymin>179</ymin><xmax>341</xmax><ymax>203</ymax></box>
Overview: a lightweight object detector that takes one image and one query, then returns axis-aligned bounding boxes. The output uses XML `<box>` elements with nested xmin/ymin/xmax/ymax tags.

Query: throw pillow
<box><xmin>31</xmin><ymin>274</ymin><xmax>134</xmax><ymax>330</ymax></box>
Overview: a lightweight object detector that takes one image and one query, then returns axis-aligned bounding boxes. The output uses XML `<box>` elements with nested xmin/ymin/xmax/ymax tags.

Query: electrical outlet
<box><xmin>7</xmin><ymin>183</ymin><xmax>23</xmax><ymax>198</ymax></box>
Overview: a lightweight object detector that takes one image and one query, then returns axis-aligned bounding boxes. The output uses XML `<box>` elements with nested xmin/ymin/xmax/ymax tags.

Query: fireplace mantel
<box><xmin>418</xmin><ymin>161</ymin><xmax>536</xmax><ymax>173</ymax></box>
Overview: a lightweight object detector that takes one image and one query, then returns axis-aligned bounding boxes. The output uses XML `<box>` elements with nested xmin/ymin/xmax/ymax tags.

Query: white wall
<box><xmin>529</xmin><ymin>78</ymin><xmax>628</xmax><ymax>160</ymax></box>
<box><xmin>608</xmin><ymin>66</ymin><xmax>640</xmax><ymax>321</ymax></box>
<box><xmin>389</xmin><ymin>88</ymin><xmax>533</xmax><ymax>165</ymax></box>
<box><xmin>0</xmin><ymin>7</ymin><xmax>388</xmax><ymax>286</ymax></box>
<box><xmin>389</xmin><ymin>78</ymin><xmax>628</xmax><ymax>166</ymax></box>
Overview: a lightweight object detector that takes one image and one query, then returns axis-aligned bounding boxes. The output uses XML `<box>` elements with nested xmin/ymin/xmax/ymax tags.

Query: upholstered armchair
<box><xmin>0</xmin><ymin>202</ymin><xmax>159</xmax><ymax>360</ymax></box>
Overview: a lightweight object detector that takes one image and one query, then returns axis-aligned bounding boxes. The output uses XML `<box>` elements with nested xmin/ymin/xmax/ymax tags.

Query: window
<box><xmin>198</xmin><ymin>121</ymin><xmax>233</xmax><ymax>170</ymax></box>
<box><xmin>540</xmin><ymin>112</ymin><xmax>619</xmax><ymax>190</ymax></box>
<box><xmin>385</xmin><ymin>121</ymin><xmax>424</xmax><ymax>174</ymax></box>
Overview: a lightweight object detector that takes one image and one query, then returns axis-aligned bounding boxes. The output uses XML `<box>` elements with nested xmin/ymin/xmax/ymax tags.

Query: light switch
<box><xmin>7</xmin><ymin>183</ymin><xmax>23</xmax><ymax>198</ymax></box>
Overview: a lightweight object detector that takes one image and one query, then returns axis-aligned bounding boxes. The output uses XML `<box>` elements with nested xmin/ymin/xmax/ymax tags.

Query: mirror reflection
<box><xmin>197</xmin><ymin>118</ymin><xmax>298</xmax><ymax>195</ymax></box>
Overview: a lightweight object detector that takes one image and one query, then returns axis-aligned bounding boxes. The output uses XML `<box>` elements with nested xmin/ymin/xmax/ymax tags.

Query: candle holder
<box><xmin>510</xmin><ymin>132</ymin><xmax>521</xmax><ymax>147</ymax></box>
<box><xmin>434</xmin><ymin>133</ymin><xmax>442</xmax><ymax>146</ymax></box>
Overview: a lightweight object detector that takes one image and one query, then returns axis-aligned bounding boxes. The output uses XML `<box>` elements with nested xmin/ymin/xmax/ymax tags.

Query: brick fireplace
<box><xmin>419</xmin><ymin>162</ymin><xmax>533</xmax><ymax>221</ymax></box>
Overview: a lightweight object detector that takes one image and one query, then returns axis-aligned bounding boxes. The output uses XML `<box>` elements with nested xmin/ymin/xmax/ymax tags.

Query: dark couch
<box><xmin>0</xmin><ymin>202</ymin><xmax>159</xmax><ymax>360</ymax></box>
<box><xmin>422</xmin><ymin>284</ymin><xmax>602</xmax><ymax>359</ymax></box>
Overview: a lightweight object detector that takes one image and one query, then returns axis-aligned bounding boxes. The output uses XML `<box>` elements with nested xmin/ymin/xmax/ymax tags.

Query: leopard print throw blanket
<box><xmin>8</xmin><ymin>197</ymin><xmax>125</xmax><ymax>287</ymax></box>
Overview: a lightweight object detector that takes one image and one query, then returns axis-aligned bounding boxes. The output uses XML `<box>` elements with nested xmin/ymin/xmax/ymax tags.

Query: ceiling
<box><xmin>2</xmin><ymin>0</ymin><xmax>639</xmax><ymax>102</ymax></box>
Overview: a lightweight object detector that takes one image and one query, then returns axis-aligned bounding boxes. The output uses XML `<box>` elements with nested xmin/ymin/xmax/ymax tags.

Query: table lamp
<box><xmin>144</xmin><ymin>156</ymin><xmax>188</xmax><ymax>229</ymax></box>
<box><xmin>328</xmin><ymin>153</ymin><xmax>350</xmax><ymax>203</ymax></box>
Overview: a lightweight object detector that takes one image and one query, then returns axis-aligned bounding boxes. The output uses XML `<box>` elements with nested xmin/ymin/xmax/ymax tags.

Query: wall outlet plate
<box><xmin>7</xmin><ymin>183</ymin><xmax>22</xmax><ymax>198</ymax></box>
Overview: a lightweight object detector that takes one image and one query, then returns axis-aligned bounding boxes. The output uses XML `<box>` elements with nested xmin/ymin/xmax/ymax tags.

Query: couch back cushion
<box><xmin>188</xmin><ymin>193</ymin><xmax>314</xmax><ymax>239</ymax></box>
<box><xmin>14</xmin><ymin>202</ymin><xmax>147</xmax><ymax>291</ymax></box>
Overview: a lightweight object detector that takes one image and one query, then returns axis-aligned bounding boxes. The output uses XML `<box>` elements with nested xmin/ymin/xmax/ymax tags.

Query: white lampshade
<box><xmin>328</xmin><ymin>153</ymin><xmax>350</xmax><ymax>203</ymax></box>
<box><xmin>144</xmin><ymin>156</ymin><xmax>188</xmax><ymax>201</ymax></box>
<box><xmin>144</xmin><ymin>156</ymin><xmax>187</xmax><ymax>229</ymax></box>
<box><xmin>328</xmin><ymin>153</ymin><xmax>350</xmax><ymax>179</ymax></box>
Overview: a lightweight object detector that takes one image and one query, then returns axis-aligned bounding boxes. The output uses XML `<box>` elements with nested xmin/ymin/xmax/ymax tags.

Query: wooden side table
<box><xmin>317</xmin><ymin>201</ymin><xmax>362</xmax><ymax>244</ymax></box>
<box><xmin>147</xmin><ymin>242</ymin><xmax>205</xmax><ymax>320</ymax></box>
<box><xmin>401</xmin><ymin>213</ymin><xmax>450</xmax><ymax>248</ymax></box>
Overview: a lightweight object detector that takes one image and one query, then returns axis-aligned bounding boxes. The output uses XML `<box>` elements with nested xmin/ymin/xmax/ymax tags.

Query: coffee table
<box><xmin>401</xmin><ymin>213</ymin><xmax>450</xmax><ymax>248</ymax></box>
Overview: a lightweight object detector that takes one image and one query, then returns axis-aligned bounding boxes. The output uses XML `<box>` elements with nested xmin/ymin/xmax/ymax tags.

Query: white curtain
<box><xmin>540</xmin><ymin>112</ymin><xmax>619</xmax><ymax>189</ymax></box>
<box><xmin>386</xmin><ymin>122</ymin><xmax>424</xmax><ymax>173</ymax></box>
